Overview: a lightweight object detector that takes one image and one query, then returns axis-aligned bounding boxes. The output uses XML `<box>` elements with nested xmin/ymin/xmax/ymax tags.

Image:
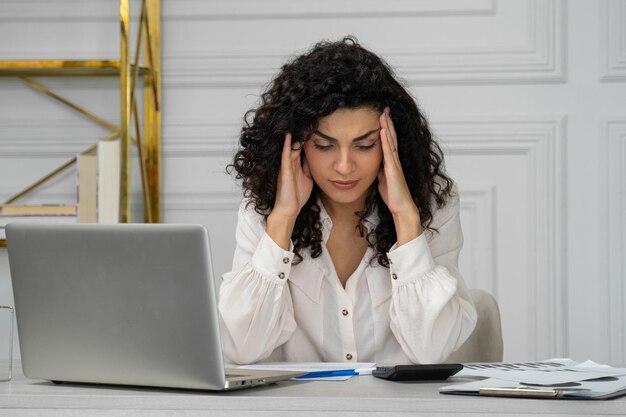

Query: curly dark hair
<box><xmin>228</xmin><ymin>36</ymin><xmax>454</xmax><ymax>267</ymax></box>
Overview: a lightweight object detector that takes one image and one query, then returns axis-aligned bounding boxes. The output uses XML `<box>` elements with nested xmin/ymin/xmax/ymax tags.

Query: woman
<box><xmin>220</xmin><ymin>37</ymin><xmax>477</xmax><ymax>365</ymax></box>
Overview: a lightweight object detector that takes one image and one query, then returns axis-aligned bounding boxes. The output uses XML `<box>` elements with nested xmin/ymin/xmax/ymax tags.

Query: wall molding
<box><xmin>0</xmin><ymin>78</ymin><xmax>123</xmax><ymax>93</ymax></box>
<box><xmin>0</xmin><ymin>0</ymin><xmax>496</xmax><ymax>21</ymax></box>
<box><xmin>0</xmin><ymin>189</ymin><xmax>75</xmax><ymax>203</ymax></box>
<box><xmin>0</xmin><ymin>120</ymin><xmax>106</xmax><ymax>156</ymax></box>
<box><xmin>0</xmin><ymin>119</ymin><xmax>238</xmax><ymax>157</ymax></box>
<box><xmin>162</xmin><ymin>122</ymin><xmax>239</xmax><ymax>157</ymax></box>
<box><xmin>459</xmin><ymin>185</ymin><xmax>498</xmax><ymax>296</ymax></box>
<box><xmin>161</xmin><ymin>0</ymin><xmax>565</xmax><ymax>87</ymax></box>
<box><xmin>600</xmin><ymin>0</ymin><xmax>626</xmax><ymax>82</ymax></box>
<box><xmin>436</xmin><ymin>117</ymin><xmax>566</xmax><ymax>359</ymax></box>
<box><xmin>601</xmin><ymin>118</ymin><xmax>626</xmax><ymax>365</ymax></box>
<box><xmin>164</xmin><ymin>191</ymin><xmax>241</xmax><ymax>212</ymax></box>
<box><xmin>1</xmin><ymin>1</ymin><xmax>565</xmax><ymax>85</ymax></box>
<box><xmin>0</xmin><ymin>120</ymin><xmax>240</xmax><ymax>157</ymax></box>
<box><xmin>165</xmin><ymin>0</ymin><xmax>497</xmax><ymax>20</ymax></box>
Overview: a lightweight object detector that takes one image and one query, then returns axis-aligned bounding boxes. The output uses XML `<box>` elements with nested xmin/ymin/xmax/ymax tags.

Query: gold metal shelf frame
<box><xmin>0</xmin><ymin>0</ymin><xmax>161</xmax><ymax>248</ymax></box>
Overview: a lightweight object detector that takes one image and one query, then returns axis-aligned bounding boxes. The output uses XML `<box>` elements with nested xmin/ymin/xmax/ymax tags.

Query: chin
<box><xmin>320</xmin><ymin>187</ymin><xmax>369</xmax><ymax>205</ymax></box>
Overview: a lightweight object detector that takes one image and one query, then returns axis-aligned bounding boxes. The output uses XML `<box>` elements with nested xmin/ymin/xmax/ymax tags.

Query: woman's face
<box><xmin>302</xmin><ymin>107</ymin><xmax>383</xmax><ymax>207</ymax></box>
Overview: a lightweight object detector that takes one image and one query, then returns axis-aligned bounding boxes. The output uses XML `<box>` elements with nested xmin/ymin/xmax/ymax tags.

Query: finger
<box><xmin>279</xmin><ymin>133</ymin><xmax>294</xmax><ymax>181</ymax></box>
<box><xmin>381</xmin><ymin>108</ymin><xmax>397</xmax><ymax>150</ymax></box>
<box><xmin>282</xmin><ymin>133</ymin><xmax>292</xmax><ymax>162</ymax></box>
<box><xmin>381</xmin><ymin>127</ymin><xmax>399</xmax><ymax>167</ymax></box>
<box><xmin>384</xmin><ymin>108</ymin><xmax>398</xmax><ymax>150</ymax></box>
<box><xmin>379</xmin><ymin>125</ymin><xmax>392</xmax><ymax>165</ymax></box>
<box><xmin>290</xmin><ymin>136</ymin><xmax>302</xmax><ymax>162</ymax></box>
<box><xmin>301</xmin><ymin>152</ymin><xmax>311</xmax><ymax>178</ymax></box>
<box><xmin>379</xmin><ymin>110</ymin><xmax>388</xmax><ymax>132</ymax></box>
<box><xmin>291</xmin><ymin>144</ymin><xmax>302</xmax><ymax>172</ymax></box>
<box><xmin>382</xmin><ymin>111</ymin><xmax>401</xmax><ymax>162</ymax></box>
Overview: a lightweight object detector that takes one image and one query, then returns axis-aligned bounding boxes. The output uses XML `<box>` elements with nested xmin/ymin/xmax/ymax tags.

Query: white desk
<box><xmin>1</xmin><ymin>361</ymin><xmax>624</xmax><ymax>416</ymax></box>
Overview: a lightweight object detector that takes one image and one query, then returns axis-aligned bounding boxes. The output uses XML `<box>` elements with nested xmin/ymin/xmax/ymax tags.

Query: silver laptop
<box><xmin>6</xmin><ymin>223</ymin><xmax>304</xmax><ymax>391</ymax></box>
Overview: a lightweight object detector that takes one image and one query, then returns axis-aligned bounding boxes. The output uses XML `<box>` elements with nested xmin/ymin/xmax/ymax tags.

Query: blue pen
<box><xmin>295</xmin><ymin>370</ymin><xmax>359</xmax><ymax>379</ymax></box>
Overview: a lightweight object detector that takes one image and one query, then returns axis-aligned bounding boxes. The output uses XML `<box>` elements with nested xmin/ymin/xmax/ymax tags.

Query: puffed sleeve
<box><xmin>387</xmin><ymin>190</ymin><xmax>478</xmax><ymax>364</ymax></box>
<box><xmin>218</xmin><ymin>201</ymin><xmax>297</xmax><ymax>364</ymax></box>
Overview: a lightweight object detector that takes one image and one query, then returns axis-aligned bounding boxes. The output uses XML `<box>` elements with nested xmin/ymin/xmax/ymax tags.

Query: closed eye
<box><xmin>356</xmin><ymin>141</ymin><xmax>378</xmax><ymax>151</ymax></box>
<box><xmin>313</xmin><ymin>142</ymin><xmax>334</xmax><ymax>151</ymax></box>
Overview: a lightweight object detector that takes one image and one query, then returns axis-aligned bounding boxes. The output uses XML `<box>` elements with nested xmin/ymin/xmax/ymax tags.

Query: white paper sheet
<box><xmin>237</xmin><ymin>362</ymin><xmax>376</xmax><ymax>381</ymax></box>
<box><xmin>238</xmin><ymin>362</ymin><xmax>375</xmax><ymax>373</ymax></box>
<box><xmin>456</xmin><ymin>358</ymin><xmax>626</xmax><ymax>385</ymax></box>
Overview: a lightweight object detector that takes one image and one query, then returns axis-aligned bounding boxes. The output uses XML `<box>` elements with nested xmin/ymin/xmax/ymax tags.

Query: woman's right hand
<box><xmin>266</xmin><ymin>133</ymin><xmax>313</xmax><ymax>249</ymax></box>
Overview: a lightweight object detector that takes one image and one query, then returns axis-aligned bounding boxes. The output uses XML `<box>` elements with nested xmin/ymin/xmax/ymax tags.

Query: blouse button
<box><xmin>342</xmin><ymin>309</ymin><xmax>349</xmax><ymax>316</ymax></box>
<box><xmin>346</xmin><ymin>353</ymin><xmax>353</xmax><ymax>360</ymax></box>
<box><xmin>278</xmin><ymin>272</ymin><xmax>285</xmax><ymax>279</ymax></box>
<box><xmin>392</xmin><ymin>273</ymin><xmax>398</xmax><ymax>280</ymax></box>
<box><xmin>282</xmin><ymin>257</ymin><xmax>289</xmax><ymax>264</ymax></box>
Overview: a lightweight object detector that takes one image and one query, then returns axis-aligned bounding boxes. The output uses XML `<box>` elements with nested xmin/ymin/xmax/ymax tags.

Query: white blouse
<box><xmin>218</xmin><ymin>192</ymin><xmax>477</xmax><ymax>365</ymax></box>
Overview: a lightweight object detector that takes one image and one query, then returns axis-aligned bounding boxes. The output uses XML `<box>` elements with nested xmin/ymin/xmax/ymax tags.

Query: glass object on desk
<box><xmin>0</xmin><ymin>305</ymin><xmax>14</xmax><ymax>381</ymax></box>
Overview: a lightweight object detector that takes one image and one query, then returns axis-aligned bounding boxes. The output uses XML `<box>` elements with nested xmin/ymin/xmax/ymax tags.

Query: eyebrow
<box><xmin>313</xmin><ymin>128</ymin><xmax>380</xmax><ymax>143</ymax></box>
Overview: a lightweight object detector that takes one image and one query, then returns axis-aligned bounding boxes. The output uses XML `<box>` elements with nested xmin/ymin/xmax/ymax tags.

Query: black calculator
<box><xmin>372</xmin><ymin>364</ymin><xmax>463</xmax><ymax>382</ymax></box>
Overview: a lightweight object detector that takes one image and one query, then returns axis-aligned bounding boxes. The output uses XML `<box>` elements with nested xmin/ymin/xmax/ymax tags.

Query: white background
<box><xmin>0</xmin><ymin>0</ymin><xmax>624</xmax><ymax>365</ymax></box>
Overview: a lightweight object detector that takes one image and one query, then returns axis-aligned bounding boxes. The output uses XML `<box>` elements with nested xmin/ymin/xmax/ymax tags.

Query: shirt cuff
<box><xmin>387</xmin><ymin>233</ymin><xmax>436</xmax><ymax>285</ymax></box>
<box><xmin>251</xmin><ymin>232</ymin><xmax>295</xmax><ymax>282</ymax></box>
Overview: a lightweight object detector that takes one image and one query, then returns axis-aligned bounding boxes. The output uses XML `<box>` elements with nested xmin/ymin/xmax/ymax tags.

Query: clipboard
<box><xmin>441</xmin><ymin>382</ymin><xmax>626</xmax><ymax>400</ymax></box>
<box><xmin>476</xmin><ymin>386</ymin><xmax>626</xmax><ymax>400</ymax></box>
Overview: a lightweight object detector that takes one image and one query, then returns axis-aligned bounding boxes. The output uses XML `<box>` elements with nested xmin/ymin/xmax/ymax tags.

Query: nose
<box><xmin>333</xmin><ymin>149</ymin><xmax>355</xmax><ymax>176</ymax></box>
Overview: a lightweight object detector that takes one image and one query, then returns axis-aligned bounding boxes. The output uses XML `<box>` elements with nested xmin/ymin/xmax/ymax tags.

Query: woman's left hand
<box><xmin>378</xmin><ymin>107</ymin><xmax>423</xmax><ymax>244</ymax></box>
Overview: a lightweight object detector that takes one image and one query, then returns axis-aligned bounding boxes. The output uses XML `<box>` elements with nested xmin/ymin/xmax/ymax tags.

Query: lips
<box><xmin>330</xmin><ymin>180</ymin><xmax>359</xmax><ymax>190</ymax></box>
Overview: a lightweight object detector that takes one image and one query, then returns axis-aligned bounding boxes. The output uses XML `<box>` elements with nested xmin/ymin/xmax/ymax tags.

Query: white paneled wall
<box><xmin>602</xmin><ymin>119</ymin><xmax>626</xmax><ymax>366</ymax></box>
<box><xmin>441</xmin><ymin>118</ymin><xmax>565</xmax><ymax>360</ymax></box>
<box><xmin>1</xmin><ymin>0</ymin><xmax>625</xmax><ymax>365</ymax></box>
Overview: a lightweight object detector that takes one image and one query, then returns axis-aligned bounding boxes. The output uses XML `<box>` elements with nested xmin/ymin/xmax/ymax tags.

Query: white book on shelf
<box><xmin>1</xmin><ymin>205</ymin><xmax>78</xmax><ymax>240</ymax></box>
<box><xmin>97</xmin><ymin>140</ymin><xmax>121</xmax><ymax>224</ymax></box>
<box><xmin>0</xmin><ymin>204</ymin><xmax>76</xmax><ymax>216</ymax></box>
<box><xmin>77</xmin><ymin>154</ymin><xmax>98</xmax><ymax>223</ymax></box>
